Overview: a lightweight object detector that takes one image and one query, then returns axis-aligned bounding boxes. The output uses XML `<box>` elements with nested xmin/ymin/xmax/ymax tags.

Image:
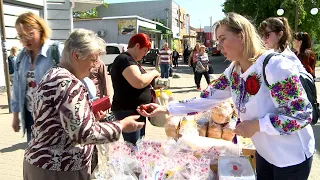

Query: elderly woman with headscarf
<box><xmin>23</xmin><ymin>28</ymin><xmax>145</xmax><ymax>180</ymax></box>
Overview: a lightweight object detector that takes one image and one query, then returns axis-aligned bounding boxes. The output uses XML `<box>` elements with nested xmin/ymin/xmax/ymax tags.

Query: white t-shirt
<box><xmin>25</xmin><ymin>70</ymin><xmax>36</xmax><ymax>112</ymax></box>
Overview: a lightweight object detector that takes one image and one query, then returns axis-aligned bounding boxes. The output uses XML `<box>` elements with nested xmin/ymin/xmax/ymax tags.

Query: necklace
<box><xmin>232</xmin><ymin>77</ymin><xmax>247</xmax><ymax>144</ymax></box>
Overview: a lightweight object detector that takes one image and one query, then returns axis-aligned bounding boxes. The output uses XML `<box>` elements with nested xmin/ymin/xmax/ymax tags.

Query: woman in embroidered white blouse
<box><xmin>138</xmin><ymin>13</ymin><xmax>314</xmax><ymax>180</ymax></box>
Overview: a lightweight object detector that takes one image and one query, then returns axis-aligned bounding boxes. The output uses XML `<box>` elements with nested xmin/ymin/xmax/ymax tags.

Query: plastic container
<box><xmin>155</xmin><ymin>89</ymin><xmax>172</xmax><ymax>97</ymax></box>
<box><xmin>218</xmin><ymin>156</ymin><xmax>256</xmax><ymax>180</ymax></box>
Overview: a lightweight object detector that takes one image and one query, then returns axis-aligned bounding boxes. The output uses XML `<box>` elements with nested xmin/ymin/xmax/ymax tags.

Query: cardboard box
<box><xmin>240</xmin><ymin>137</ymin><xmax>256</xmax><ymax>171</ymax></box>
<box><xmin>242</xmin><ymin>148</ymin><xmax>256</xmax><ymax>171</ymax></box>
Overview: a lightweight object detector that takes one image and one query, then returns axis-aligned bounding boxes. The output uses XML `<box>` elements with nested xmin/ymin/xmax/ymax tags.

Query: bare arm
<box><xmin>122</xmin><ymin>65</ymin><xmax>158</xmax><ymax>89</ymax></box>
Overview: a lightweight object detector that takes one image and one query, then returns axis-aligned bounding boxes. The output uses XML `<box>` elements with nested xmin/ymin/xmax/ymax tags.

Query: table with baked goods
<box><xmin>92</xmin><ymin>93</ymin><xmax>257</xmax><ymax>180</ymax></box>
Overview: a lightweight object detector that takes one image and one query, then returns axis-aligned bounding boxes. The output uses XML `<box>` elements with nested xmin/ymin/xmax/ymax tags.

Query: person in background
<box><xmin>194</xmin><ymin>45</ymin><xmax>210</xmax><ymax>90</ymax></box>
<box><xmin>139</xmin><ymin>13</ymin><xmax>314</xmax><ymax>180</ymax></box>
<box><xmin>111</xmin><ymin>33</ymin><xmax>159</xmax><ymax>145</ymax></box>
<box><xmin>293</xmin><ymin>32</ymin><xmax>316</xmax><ymax>78</ymax></box>
<box><xmin>258</xmin><ymin>17</ymin><xmax>309</xmax><ymax>76</ymax></box>
<box><xmin>89</xmin><ymin>59</ymin><xmax>112</xmax><ymax>99</ymax></box>
<box><xmin>10</xmin><ymin>12</ymin><xmax>63</xmax><ymax>143</ymax></box>
<box><xmin>8</xmin><ymin>46</ymin><xmax>19</xmax><ymax>83</ymax></box>
<box><xmin>183</xmin><ymin>45</ymin><xmax>190</xmax><ymax>64</ymax></box>
<box><xmin>23</xmin><ymin>28</ymin><xmax>144</xmax><ymax>180</ymax></box>
<box><xmin>172</xmin><ymin>49</ymin><xmax>179</xmax><ymax>68</ymax></box>
<box><xmin>188</xmin><ymin>43</ymin><xmax>200</xmax><ymax>86</ymax></box>
<box><xmin>188</xmin><ymin>43</ymin><xmax>200</xmax><ymax>71</ymax></box>
<box><xmin>157</xmin><ymin>42</ymin><xmax>172</xmax><ymax>78</ymax></box>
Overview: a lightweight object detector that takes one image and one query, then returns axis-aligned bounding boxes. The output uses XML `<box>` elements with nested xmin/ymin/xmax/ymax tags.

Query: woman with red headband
<box><xmin>111</xmin><ymin>33</ymin><xmax>160</xmax><ymax>145</ymax></box>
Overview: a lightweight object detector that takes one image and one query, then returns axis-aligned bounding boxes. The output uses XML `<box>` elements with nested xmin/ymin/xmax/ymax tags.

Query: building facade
<box><xmin>95</xmin><ymin>0</ymin><xmax>187</xmax><ymax>52</ymax></box>
<box><xmin>0</xmin><ymin>0</ymin><xmax>102</xmax><ymax>90</ymax></box>
<box><xmin>74</xmin><ymin>15</ymin><xmax>171</xmax><ymax>49</ymax></box>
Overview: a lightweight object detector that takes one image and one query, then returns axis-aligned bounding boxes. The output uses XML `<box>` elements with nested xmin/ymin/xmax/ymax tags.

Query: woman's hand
<box><xmin>119</xmin><ymin>115</ymin><xmax>145</xmax><ymax>133</ymax></box>
<box><xmin>137</xmin><ymin>103</ymin><xmax>168</xmax><ymax>117</ymax></box>
<box><xmin>234</xmin><ymin>120</ymin><xmax>260</xmax><ymax>138</ymax></box>
<box><xmin>94</xmin><ymin>110</ymin><xmax>106</xmax><ymax>121</ymax></box>
<box><xmin>12</xmin><ymin>115</ymin><xmax>20</xmax><ymax>132</ymax></box>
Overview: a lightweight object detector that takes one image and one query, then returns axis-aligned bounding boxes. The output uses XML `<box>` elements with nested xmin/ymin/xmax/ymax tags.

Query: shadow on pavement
<box><xmin>169</xmin><ymin>85</ymin><xmax>196</xmax><ymax>90</ymax></box>
<box><xmin>0</xmin><ymin>105</ymin><xmax>9</xmax><ymax>109</ymax></box>
<box><xmin>172</xmin><ymin>66</ymin><xmax>194</xmax><ymax>75</ymax></box>
<box><xmin>0</xmin><ymin>142</ymin><xmax>27</xmax><ymax>153</ymax></box>
<box><xmin>172</xmin><ymin>89</ymin><xmax>200</xmax><ymax>94</ymax></box>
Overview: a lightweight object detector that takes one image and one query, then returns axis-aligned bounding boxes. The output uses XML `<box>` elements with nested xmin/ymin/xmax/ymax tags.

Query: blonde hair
<box><xmin>214</xmin><ymin>13</ymin><xmax>264</xmax><ymax>66</ymax></box>
<box><xmin>10</xmin><ymin>46</ymin><xmax>19</xmax><ymax>56</ymax></box>
<box><xmin>15</xmin><ymin>12</ymin><xmax>51</xmax><ymax>45</ymax></box>
<box><xmin>61</xmin><ymin>28</ymin><xmax>106</xmax><ymax>63</ymax></box>
<box><xmin>193</xmin><ymin>43</ymin><xmax>200</xmax><ymax>52</ymax></box>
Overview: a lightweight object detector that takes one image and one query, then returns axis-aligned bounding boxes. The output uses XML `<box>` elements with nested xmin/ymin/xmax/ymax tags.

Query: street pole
<box><xmin>165</xmin><ymin>8</ymin><xmax>169</xmax><ymax>42</ymax></box>
<box><xmin>188</xmin><ymin>15</ymin><xmax>190</xmax><ymax>42</ymax></box>
<box><xmin>0</xmin><ymin>0</ymin><xmax>12</xmax><ymax>113</ymax></box>
<box><xmin>199</xmin><ymin>19</ymin><xmax>201</xmax><ymax>43</ymax></box>
<box><xmin>210</xmin><ymin>16</ymin><xmax>212</xmax><ymax>47</ymax></box>
<box><xmin>294</xmin><ymin>2</ymin><xmax>299</xmax><ymax>32</ymax></box>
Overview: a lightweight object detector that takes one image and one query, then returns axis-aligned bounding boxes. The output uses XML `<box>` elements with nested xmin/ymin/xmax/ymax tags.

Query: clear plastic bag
<box><xmin>195</xmin><ymin>111</ymin><xmax>210</xmax><ymax>137</ymax></box>
<box><xmin>207</xmin><ymin>121</ymin><xmax>222</xmax><ymax>139</ymax></box>
<box><xmin>178</xmin><ymin>116</ymin><xmax>199</xmax><ymax>137</ymax></box>
<box><xmin>210</xmin><ymin>100</ymin><xmax>234</xmax><ymax>124</ymax></box>
<box><xmin>149</xmin><ymin>89</ymin><xmax>172</xmax><ymax>127</ymax></box>
<box><xmin>95</xmin><ymin>142</ymin><xmax>140</xmax><ymax>179</ymax></box>
<box><xmin>164</xmin><ymin>116</ymin><xmax>181</xmax><ymax>139</ymax></box>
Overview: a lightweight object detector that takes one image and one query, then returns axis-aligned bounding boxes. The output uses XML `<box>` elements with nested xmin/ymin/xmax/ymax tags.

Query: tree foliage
<box><xmin>152</xmin><ymin>18</ymin><xmax>167</xmax><ymax>26</ymax></box>
<box><xmin>73</xmin><ymin>3</ymin><xmax>108</xmax><ymax>19</ymax></box>
<box><xmin>222</xmin><ymin>0</ymin><xmax>320</xmax><ymax>42</ymax></box>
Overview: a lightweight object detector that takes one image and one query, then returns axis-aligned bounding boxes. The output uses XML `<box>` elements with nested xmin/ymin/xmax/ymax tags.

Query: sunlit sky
<box><xmin>106</xmin><ymin>0</ymin><xmax>226</xmax><ymax>28</ymax></box>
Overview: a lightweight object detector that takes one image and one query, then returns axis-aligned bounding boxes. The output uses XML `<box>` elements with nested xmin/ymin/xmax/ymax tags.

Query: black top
<box><xmin>111</xmin><ymin>52</ymin><xmax>152</xmax><ymax>111</ymax></box>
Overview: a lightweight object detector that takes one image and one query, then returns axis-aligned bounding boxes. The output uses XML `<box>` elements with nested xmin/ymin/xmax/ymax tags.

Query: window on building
<box><xmin>106</xmin><ymin>46</ymin><xmax>120</xmax><ymax>54</ymax></box>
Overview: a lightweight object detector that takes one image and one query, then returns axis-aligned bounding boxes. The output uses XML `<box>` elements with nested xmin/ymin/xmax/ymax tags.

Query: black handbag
<box><xmin>208</xmin><ymin>64</ymin><xmax>214</xmax><ymax>74</ymax></box>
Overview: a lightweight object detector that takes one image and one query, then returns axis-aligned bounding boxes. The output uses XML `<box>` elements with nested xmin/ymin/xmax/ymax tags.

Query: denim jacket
<box><xmin>10</xmin><ymin>40</ymin><xmax>63</xmax><ymax>135</ymax></box>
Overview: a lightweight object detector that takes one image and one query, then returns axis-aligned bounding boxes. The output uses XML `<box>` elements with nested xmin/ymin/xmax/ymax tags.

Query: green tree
<box><xmin>222</xmin><ymin>0</ymin><xmax>320</xmax><ymax>42</ymax></box>
<box><xmin>152</xmin><ymin>18</ymin><xmax>167</xmax><ymax>26</ymax></box>
<box><xmin>73</xmin><ymin>3</ymin><xmax>108</xmax><ymax>19</ymax></box>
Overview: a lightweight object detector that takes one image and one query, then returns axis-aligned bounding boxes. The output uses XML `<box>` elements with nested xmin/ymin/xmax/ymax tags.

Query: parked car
<box><xmin>100</xmin><ymin>43</ymin><xmax>128</xmax><ymax>72</ymax></box>
<box><xmin>142</xmin><ymin>48</ymin><xmax>159</xmax><ymax>66</ymax></box>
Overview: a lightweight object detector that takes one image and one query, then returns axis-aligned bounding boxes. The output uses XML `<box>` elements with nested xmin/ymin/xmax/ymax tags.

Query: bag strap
<box><xmin>262</xmin><ymin>53</ymin><xmax>281</xmax><ymax>87</ymax></box>
<box><xmin>137</xmin><ymin>63</ymin><xmax>156</xmax><ymax>89</ymax></box>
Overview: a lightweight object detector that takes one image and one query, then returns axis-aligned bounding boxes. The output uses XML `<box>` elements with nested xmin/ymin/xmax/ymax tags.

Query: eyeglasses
<box><xmin>16</xmin><ymin>31</ymin><xmax>36</xmax><ymax>40</ymax></box>
<box><xmin>262</xmin><ymin>31</ymin><xmax>276</xmax><ymax>39</ymax></box>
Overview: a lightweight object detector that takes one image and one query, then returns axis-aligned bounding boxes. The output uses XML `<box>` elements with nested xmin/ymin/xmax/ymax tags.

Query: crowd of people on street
<box><xmin>8</xmin><ymin>10</ymin><xmax>318</xmax><ymax>180</ymax></box>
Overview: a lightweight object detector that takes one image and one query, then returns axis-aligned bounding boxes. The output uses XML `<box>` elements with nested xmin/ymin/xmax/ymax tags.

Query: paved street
<box><xmin>0</xmin><ymin>56</ymin><xmax>319</xmax><ymax>179</ymax></box>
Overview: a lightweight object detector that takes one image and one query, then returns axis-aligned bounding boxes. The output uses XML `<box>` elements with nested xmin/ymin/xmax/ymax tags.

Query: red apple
<box><xmin>140</xmin><ymin>105</ymin><xmax>155</xmax><ymax>113</ymax></box>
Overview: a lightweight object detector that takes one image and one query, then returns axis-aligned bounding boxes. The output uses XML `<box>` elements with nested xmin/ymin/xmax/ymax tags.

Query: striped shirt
<box><xmin>195</xmin><ymin>53</ymin><xmax>210</xmax><ymax>73</ymax></box>
<box><xmin>24</xmin><ymin>67</ymin><xmax>121</xmax><ymax>171</ymax></box>
<box><xmin>159</xmin><ymin>48</ymin><xmax>172</xmax><ymax>64</ymax></box>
